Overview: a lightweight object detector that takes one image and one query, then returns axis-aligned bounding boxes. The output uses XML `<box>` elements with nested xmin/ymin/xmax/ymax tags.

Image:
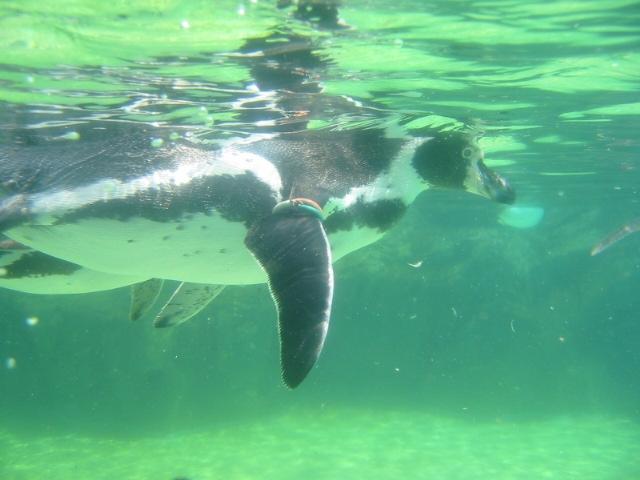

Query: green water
<box><xmin>1</xmin><ymin>0</ymin><xmax>639</xmax><ymax>478</ymax></box>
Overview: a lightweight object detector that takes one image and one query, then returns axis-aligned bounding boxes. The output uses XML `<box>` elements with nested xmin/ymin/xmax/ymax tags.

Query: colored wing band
<box><xmin>272</xmin><ymin>198</ymin><xmax>324</xmax><ymax>221</ymax></box>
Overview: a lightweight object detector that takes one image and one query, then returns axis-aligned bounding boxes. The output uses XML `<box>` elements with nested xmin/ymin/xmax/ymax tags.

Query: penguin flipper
<box><xmin>130</xmin><ymin>278</ymin><xmax>164</xmax><ymax>321</ymax></box>
<box><xmin>154</xmin><ymin>282</ymin><xmax>225</xmax><ymax>328</ymax></box>
<box><xmin>245</xmin><ymin>214</ymin><xmax>333</xmax><ymax>389</ymax></box>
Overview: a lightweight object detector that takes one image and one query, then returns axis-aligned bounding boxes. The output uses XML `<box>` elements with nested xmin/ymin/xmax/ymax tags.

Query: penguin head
<box><xmin>412</xmin><ymin>132</ymin><xmax>515</xmax><ymax>204</ymax></box>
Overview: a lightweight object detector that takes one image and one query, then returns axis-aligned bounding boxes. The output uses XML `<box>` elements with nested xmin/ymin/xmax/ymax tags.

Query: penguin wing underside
<box><xmin>245</xmin><ymin>213</ymin><xmax>333</xmax><ymax>389</ymax></box>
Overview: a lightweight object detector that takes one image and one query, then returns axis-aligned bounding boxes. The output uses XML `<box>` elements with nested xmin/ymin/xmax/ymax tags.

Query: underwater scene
<box><xmin>1</xmin><ymin>0</ymin><xmax>639</xmax><ymax>478</ymax></box>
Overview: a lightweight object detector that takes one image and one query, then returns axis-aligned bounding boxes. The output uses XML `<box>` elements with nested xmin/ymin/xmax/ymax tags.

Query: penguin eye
<box><xmin>462</xmin><ymin>147</ymin><xmax>474</xmax><ymax>159</ymax></box>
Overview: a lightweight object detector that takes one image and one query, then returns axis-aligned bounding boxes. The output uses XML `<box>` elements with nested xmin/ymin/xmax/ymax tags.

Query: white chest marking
<box><xmin>321</xmin><ymin>139</ymin><xmax>427</xmax><ymax>259</ymax></box>
<box><xmin>324</xmin><ymin>138</ymin><xmax>426</xmax><ymax>216</ymax></box>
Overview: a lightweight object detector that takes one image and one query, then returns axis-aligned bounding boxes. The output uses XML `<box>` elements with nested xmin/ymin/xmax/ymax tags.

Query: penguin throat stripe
<box><xmin>272</xmin><ymin>198</ymin><xmax>324</xmax><ymax>221</ymax></box>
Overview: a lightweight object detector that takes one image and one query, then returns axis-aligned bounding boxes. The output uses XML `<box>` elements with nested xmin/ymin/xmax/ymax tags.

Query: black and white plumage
<box><xmin>0</xmin><ymin>120</ymin><xmax>514</xmax><ymax>387</ymax></box>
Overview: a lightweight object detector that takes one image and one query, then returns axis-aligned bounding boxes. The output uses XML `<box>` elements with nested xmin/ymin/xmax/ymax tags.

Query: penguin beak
<box><xmin>469</xmin><ymin>161</ymin><xmax>516</xmax><ymax>204</ymax></box>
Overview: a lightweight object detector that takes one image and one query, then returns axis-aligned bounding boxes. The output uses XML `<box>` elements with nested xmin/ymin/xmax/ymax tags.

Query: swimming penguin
<box><xmin>0</xmin><ymin>121</ymin><xmax>514</xmax><ymax>387</ymax></box>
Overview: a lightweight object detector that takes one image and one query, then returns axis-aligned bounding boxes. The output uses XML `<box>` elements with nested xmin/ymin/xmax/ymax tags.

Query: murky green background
<box><xmin>1</xmin><ymin>1</ymin><xmax>639</xmax><ymax>479</ymax></box>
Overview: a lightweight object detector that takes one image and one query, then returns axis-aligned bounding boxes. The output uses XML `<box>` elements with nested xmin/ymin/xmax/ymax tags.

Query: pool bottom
<box><xmin>1</xmin><ymin>407</ymin><xmax>638</xmax><ymax>480</ymax></box>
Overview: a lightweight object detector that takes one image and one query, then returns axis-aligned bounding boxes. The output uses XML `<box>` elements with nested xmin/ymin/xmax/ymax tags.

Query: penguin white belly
<box><xmin>0</xmin><ymin>250</ymin><xmax>145</xmax><ymax>294</ymax></box>
<box><xmin>6</xmin><ymin>212</ymin><xmax>267</xmax><ymax>285</ymax></box>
